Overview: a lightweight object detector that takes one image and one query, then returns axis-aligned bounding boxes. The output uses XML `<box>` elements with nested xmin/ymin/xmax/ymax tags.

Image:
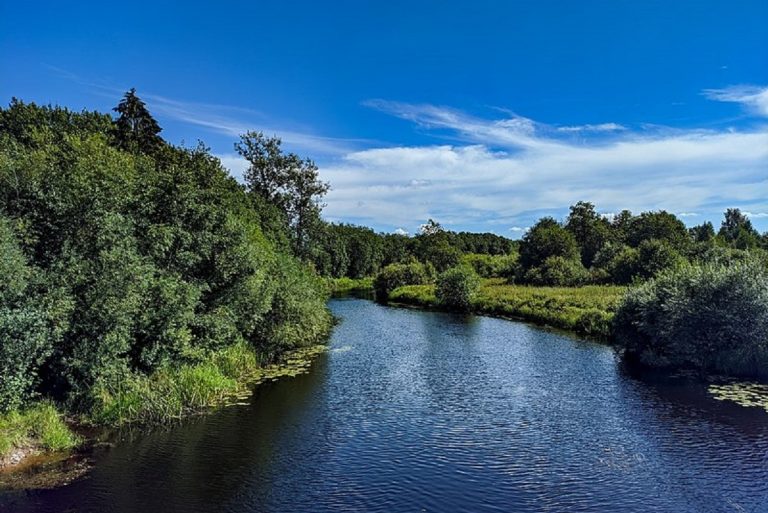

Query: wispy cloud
<box><xmin>143</xmin><ymin>92</ymin><xmax>363</xmax><ymax>156</ymax></box>
<box><xmin>46</xmin><ymin>65</ymin><xmax>365</xmax><ymax>157</ymax></box>
<box><xmin>703</xmin><ymin>85</ymin><xmax>768</xmax><ymax>117</ymax></box>
<box><xmin>320</xmin><ymin>89</ymin><xmax>768</xmax><ymax>232</ymax></box>
<box><xmin>677</xmin><ymin>212</ymin><xmax>699</xmax><ymax>217</ymax></box>
<box><xmin>745</xmin><ymin>212</ymin><xmax>768</xmax><ymax>219</ymax></box>
<box><xmin>556</xmin><ymin>123</ymin><xmax>626</xmax><ymax>132</ymax></box>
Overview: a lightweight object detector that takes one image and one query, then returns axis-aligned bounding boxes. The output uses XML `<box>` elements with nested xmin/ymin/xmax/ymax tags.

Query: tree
<box><xmin>113</xmin><ymin>88</ymin><xmax>163</xmax><ymax>154</ymax></box>
<box><xmin>236</xmin><ymin>132</ymin><xmax>329</xmax><ymax>258</ymax></box>
<box><xmin>611</xmin><ymin>209</ymin><xmax>634</xmax><ymax>243</ymax></box>
<box><xmin>625</xmin><ymin>211</ymin><xmax>689</xmax><ymax>250</ymax></box>
<box><xmin>518</xmin><ymin>217</ymin><xmax>580</xmax><ymax>271</ymax></box>
<box><xmin>719</xmin><ymin>208</ymin><xmax>759</xmax><ymax>249</ymax></box>
<box><xmin>690</xmin><ymin>222</ymin><xmax>715</xmax><ymax>243</ymax></box>
<box><xmin>565</xmin><ymin>201</ymin><xmax>610</xmax><ymax>268</ymax></box>
<box><xmin>419</xmin><ymin>219</ymin><xmax>444</xmax><ymax>236</ymax></box>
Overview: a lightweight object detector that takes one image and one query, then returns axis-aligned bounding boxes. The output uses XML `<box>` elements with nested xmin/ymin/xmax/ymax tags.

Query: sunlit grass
<box><xmin>0</xmin><ymin>402</ymin><xmax>80</xmax><ymax>459</ymax></box>
<box><xmin>325</xmin><ymin>276</ymin><xmax>374</xmax><ymax>294</ymax></box>
<box><xmin>89</xmin><ymin>343</ymin><xmax>326</xmax><ymax>426</ymax></box>
<box><xmin>390</xmin><ymin>278</ymin><xmax>625</xmax><ymax>338</ymax></box>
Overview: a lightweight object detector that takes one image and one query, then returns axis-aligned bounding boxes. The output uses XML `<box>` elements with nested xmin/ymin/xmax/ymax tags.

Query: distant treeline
<box><xmin>312</xmin><ymin>201</ymin><xmax>767</xmax><ymax>289</ymax></box>
<box><xmin>308</xmin><ymin>220</ymin><xmax>516</xmax><ymax>279</ymax></box>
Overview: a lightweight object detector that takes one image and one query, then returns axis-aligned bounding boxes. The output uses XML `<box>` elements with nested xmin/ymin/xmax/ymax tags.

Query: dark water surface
<box><xmin>2</xmin><ymin>297</ymin><xmax>767</xmax><ymax>513</ymax></box>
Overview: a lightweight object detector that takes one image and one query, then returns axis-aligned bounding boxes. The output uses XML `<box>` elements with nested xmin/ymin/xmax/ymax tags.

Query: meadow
<box><xmin>389</xmin><ymin>278</ymin><xmax>624</xmax><ymax>339</ymax></box>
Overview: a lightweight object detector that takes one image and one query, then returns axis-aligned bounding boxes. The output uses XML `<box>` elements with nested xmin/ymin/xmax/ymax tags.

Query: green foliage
<box><xmin>236</xmin><ymin>131</ymin><xmax>329</xmax><ymax>258</ymax></box>
<box><xmin>325</xmin><ymin>276</ymin><xmax>374</xmax><ymax>294</ymax></box>
<box><xmin>0</xmin><ymin>97</ymin><xmax>332</xmax><ymax>417</ymax></box>
<box><xmin>373</xmin><ymin>261</ymin><xmax>434</xmax><ymax>299</ymax></box>
<box><xmin>112</xmin><ymin>88</ymin><xmax>163</xmax><ymax>154</ymax></box>
<box><xmin>88</xmin><ymin>342</ymin><xmax>323</xmax><ymax>426</ymax></box>
<box><xmin>523</xmin><ymin>256</ymin><xmax>590</xmax><ymax>287</ymax></box>
<box><xmin>690</xmin><ymin>221</ymin><xmax>715</xmax><ymax>243</ymax></box>
<box><xmin>436</xmin><ymin>266</ymin><xmax>480</xmax><ymax>311</ymax></box>
<box><xmin>388</xmin><ymin>284</ymin><xmax>438</xmax><ymax>305</ymax></box>
<box><xmin>716</xmin><ymin>208</ymin><xmax>761</xmax><ymax>249</ymax></box>
<box><xmin>614</xmin><ymin>260</ymin><xmax>768</xmax><ymax>377</ymax></box>
<box><xmin>565</xmin><ymin>201</ymin><xmax>611</xmax><ymax>267</ymax></box>
<box><xmin>519</xmin><ymin>217</ymin><xmax>580</xmax><ymax>266</ymax></box>
<box><xmin>0</xmin><ymin>402</ymin><xmax>80</xmax><ymax>458</ymax></box>
<box><xmin>461</xmin><ymin>253</ymin><xmax>518</xmax><ymax>278</ymax></box>
<box><xmin>0</xmin><ymin>218</ymin><xmax>72</xmax><ymax>412</ymax></box>
<box><xmin>596</xmin><ymin>239</ymin><xmax>684</xmax><ymax>285</ymax></box>
<box><xmin>625</xmin><ymin>210</ymin><xmax>690</xmax><ymax>250</ymax></box>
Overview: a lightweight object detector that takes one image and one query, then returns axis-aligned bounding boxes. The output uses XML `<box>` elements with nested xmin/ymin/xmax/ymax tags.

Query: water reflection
<box><xmin>2</xmin><ymin>297</ymin><xmax>766</xmax><ymax>513</ymax></box>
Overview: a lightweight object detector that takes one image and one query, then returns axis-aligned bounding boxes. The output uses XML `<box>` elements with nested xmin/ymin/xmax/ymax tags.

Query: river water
<box><xmin>2</xmin><ymin>297</ymin><xmax>767</xmax><ymax>512</ymax></box>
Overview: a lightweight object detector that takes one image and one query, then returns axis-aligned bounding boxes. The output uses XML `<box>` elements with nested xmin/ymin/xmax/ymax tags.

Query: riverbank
<box><xmin>329</xmin><ymin>277</ymin><xmax>624</xmax><ymax>339</ymax></box>
<box><xmin>0</xmin><ymin>344</ymin><xmax>327</xmax><ymax>475</ymax></box>
<box><xmin>325</xmin><ymin>276</ymin><xmax>375</xmax><ymax>294</ymax></box>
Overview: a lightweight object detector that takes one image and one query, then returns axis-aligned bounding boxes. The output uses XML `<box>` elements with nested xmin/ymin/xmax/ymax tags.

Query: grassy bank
<box><xmin>90</xmin><ymin>342</ymin><xmax>326</xmax><ymax>426</ymax></box>
<box><xmin>326</xmin><ymin>276</ymin><xmax>375</xmax><ymax>294</ymax></box>
<box><xmin>0</xmin><ymin>403</ymin><xmax>80</xmax><ymax>468</ymax></box>
<box><xmin>390</xmin><ymin>278</ymin><xmax>624</xmax><ymax>338</ymax></box>
<box><xmin>1</xmin><ymin>343</ymin><xmax>326</xmax><ymax>467</ymax></box>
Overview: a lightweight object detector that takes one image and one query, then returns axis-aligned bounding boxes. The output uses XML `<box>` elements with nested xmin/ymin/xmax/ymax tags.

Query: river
<box><xmin>2</xmin><ymin>297</ymin><xmax>767</xmax><ymax>512</ymax></box>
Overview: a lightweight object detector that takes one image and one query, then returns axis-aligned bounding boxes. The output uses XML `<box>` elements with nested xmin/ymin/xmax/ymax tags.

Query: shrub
<box><xmin>374</xmin><ymin>261</ymin><xmax>433</xmax><ymax>299</ymax></box>
<box><xmin>436</xmin><ymin>266</ymin><xmax>480</xmax><ymax>311</ymax></box>
<box><xmin>461</xmin><ymin>253</ymin><xmax>518</xmax><ymax>278</ymax></box>
<box><xmin>614</xmin><ymin>260</ymin><xmax>768</xmax><ymax>377</ymax></box>
<box><xmin>523</xmin><ymin>256</ymin><xmax>589</xmax><ymax>287</ymax></box>
<box><xmin>602</xmin><ymin>239</ymin><xmax>683</xmax><ymax>284</ymax></box>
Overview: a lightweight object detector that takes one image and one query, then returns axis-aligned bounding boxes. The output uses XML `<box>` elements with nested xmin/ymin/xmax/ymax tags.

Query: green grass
<box><xmin>390</xmin><ymin>278</ymin><xmax>625</xmax><ymax>339</ymax></box>
<box><xmin>0</xmin><ymin>402</ymin><xmax>80</xmax><ymax>459</ymax></box>
<box><xmin>89</xmin><ymin>342</ymin><xmax>326</xmax><ymax>426</ymax></box>
<box><xmin>325</xmin><ymin>276</ymin><xmax>374</xmax><ymax>294</ymax></box>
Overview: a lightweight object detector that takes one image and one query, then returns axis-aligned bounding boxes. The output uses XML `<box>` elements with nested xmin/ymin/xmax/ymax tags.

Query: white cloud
<box><xmin>394</xmin><ymin>228</ymin><xmax>409</xmax><ymax>235</ymax></box>
<box><xmin>509</xmin><ymin>226</ymin><xmax>527</xmax><ymax>232</ymax></box>
<box><xmin>703</xmin><ymin>85</ymin><xmax>768</xmax><ymax>117</ymax></box>
<box><xmin>557</xmin><ymin>123</ymin><xmax>627</xmax><ymax>132</ymax></box>
<box><xmin>319</xmin><ymin>96</ymin><xmax>768</xmax><ymax>231</ymax></box>
<box><xmin>745</xmin><ymin>212</ymin><xmax>768</xmax><ymax>219</ymax></box>
<box><xmin>217</xmin><ymin>154</ymin><xmax>249</xmax><ymax>181</ymax></box>
<box><xmin>677</xmin><ymin>212</ymin><xmax>699</xmax><ymax>217</ymax></box>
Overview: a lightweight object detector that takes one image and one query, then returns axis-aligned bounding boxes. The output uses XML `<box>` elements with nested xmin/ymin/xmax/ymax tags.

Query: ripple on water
<box><xmin>2</xmin><ymin>297</ymin><xmax>767</xmax><ymax>513</ymax></box>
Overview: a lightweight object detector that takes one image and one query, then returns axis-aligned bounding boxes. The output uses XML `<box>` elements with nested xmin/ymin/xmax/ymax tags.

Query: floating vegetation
<box><xmin>222</xmin><ymin>345</ymin><xmax>327</xmax><ymax>407</ymax></box>
<box><xmin>708</xmin><ymin>382</ymin><xmax>768</xmax><ymax>412</ymax></box>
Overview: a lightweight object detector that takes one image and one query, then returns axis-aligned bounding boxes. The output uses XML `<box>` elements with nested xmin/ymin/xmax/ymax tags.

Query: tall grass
<box><xmin>0</xmin><ymin>402</ymin><xmax>80</xmax><ymax>459</ymax></box>
<box><xmin>390</xmin><ymin>278</ymin><xmax>624</xmax><ymax>338</ymax></box>
<box><xmin>89</xmin><ymin>342</ymin><xmax>325</xmax><ymax>426</ymax></box>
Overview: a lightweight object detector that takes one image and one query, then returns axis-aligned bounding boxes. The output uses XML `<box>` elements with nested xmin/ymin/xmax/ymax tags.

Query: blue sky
<box><xmin>2</xmin><ymin>0</ymin><xmax>767</xmax><ymax>236</ymax></box>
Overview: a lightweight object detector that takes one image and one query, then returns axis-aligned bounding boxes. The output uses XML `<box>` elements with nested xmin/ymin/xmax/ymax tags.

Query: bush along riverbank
<box><xmin>0</xmin><ymin>94</ymin><xmax>333</xmax><ymax>469</ymax></box>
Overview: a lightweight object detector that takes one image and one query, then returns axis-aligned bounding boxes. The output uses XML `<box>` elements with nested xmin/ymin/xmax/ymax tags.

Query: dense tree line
<box><xmin>0</xmin><ymin>94</ymin><xmax>332</xmax><ymax>413</ymax></box>
<box><xmin>515</xmin><ymin>201</ymin><xmax>768</xmax><ymax>287</ymax></box>
<box><xmin>309</xmin><ymin>219</ymin><xmax>516</xmax><ymax>279</ymax></box>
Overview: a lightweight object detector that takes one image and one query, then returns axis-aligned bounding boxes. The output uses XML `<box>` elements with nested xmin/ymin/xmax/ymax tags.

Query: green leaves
<box><xmin>614</xmin><ymin>260</ymin><xmax>768</xmax><ymax>377</ymax></box>
<box><xmin>0</xmin><ymin>97</ymin><xmax>332</xmax><ymax>414</ymax></box>
<box><xmin>436</xmin><ymin>266</ymin><xmax>480</xmax><ymax>311</ymax></box>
